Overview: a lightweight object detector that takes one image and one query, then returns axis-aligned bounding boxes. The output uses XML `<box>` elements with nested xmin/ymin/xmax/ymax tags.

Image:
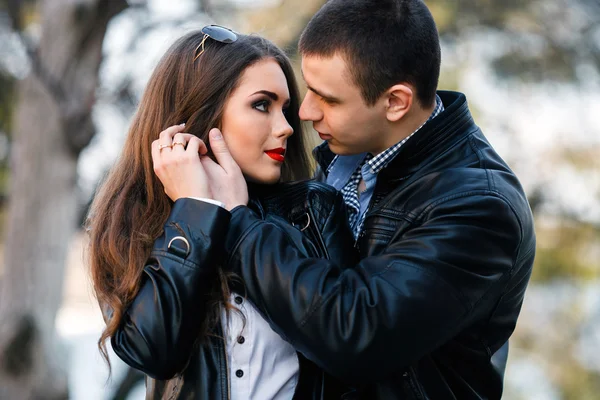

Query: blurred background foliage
<box><xmin>0</xmin><ymin>0</ymin><xmax>598</xmax><ymax>398</ymax></box>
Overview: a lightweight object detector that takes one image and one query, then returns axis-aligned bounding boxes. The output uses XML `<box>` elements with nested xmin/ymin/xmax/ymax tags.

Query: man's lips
<box><xmin>265</xmin><ymin>147</ymin><xmax>285</xmax><ymax>162</ymax></box>
<box><xmin>317</xmin><ymin>131</ymin><xmax>333</xmax><ymax>141</ymax></box>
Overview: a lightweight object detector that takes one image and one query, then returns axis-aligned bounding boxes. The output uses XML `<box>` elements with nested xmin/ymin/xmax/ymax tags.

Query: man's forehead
<box><xmin>302</xmin><ymin>54</ymin><xmax>350</xmax><ymax>81</ymax></box>
<box><xmin>301</xmin><ymin>53</ymin><xmax>348</xmax><ymax>69</ymax></box>
<box><xmin>301</xmin><ymin>53</ymin><xmax>355</xmax><ymax>94</ymax></box>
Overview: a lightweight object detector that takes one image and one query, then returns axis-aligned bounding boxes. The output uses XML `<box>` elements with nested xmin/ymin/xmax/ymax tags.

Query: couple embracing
<box><xmin>87</xmin><ymin>1</ymin><xmax>535</xmax><ymax>399</ymax></box>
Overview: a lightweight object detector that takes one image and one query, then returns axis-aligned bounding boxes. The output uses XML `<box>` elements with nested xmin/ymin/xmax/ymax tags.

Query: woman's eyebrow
<box><xmin>250</xmin><ymin>90</ymin><xmax>278</xmax><ymax>100</ymax></box>
<box><xmin>250</xmin><ymin>90</ymin><xmax>290</xmax><ymax>105</ymax></box>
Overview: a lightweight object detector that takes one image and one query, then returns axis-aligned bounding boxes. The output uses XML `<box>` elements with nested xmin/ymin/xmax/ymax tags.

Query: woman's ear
<box><xmin>385</xmin><ymin>84</ymin><xmax>413</xmax><ymax>122</ymax></box>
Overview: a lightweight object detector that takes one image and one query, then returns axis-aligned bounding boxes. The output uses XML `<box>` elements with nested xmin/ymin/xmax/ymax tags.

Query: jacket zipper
<box><xmin>354</xmin><ymin>179</ymin><xmax>403</xmax><ymax>250</ymax></box>
<box><xmin>306</xmin><ymin>206</ymin><xmax>329</xmax><ymax>259</ymax></box>
<box><xmin>215</xmin><ymin>320</ymin><xmax>231</xmax><ymax>400</ymax></box>
<box><xmin>223</xmin><ymin>333</ymin><xmax>231</xmax><ymax>400</ymax></box>
<box><xmin>354</xmin><ymin>230</ymin><xmax>365</xmax><ymax>250</ymax></box>
<box><xmin>402</xmin><ymin>368</ymin><xmax>426</xmax><ymax>400</ymax></box>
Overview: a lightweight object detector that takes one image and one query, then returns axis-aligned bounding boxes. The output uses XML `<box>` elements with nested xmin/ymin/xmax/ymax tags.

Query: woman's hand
<box><xmin>200</xmin><ymin>128</ymin><xmax>249</xmax><ymax>211</ymax></box>
<box><xmin>151</xmin><ymin>124</ymin><xmax>212</xmax><ymax>201</ymax></box>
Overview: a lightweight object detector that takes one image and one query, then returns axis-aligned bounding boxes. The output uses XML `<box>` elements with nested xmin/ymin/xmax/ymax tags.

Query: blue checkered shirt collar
<box><xmin>328</xmin><ymin>94</ymin><xmax>444</xmax><ymax>239</ymax></box>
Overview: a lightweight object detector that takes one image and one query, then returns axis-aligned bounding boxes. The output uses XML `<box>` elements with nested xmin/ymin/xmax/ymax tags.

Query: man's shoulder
<box><xmin>378</xmin><ymin>166</ymin><xmax>530</xmax><ymax>221</ymax></box>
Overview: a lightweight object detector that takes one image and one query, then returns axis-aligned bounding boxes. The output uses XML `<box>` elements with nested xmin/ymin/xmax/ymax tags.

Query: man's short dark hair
<box><xmin>299</xmin><ymin>0</ymin><xmax>441</xmax><ymax>107</ymax></box>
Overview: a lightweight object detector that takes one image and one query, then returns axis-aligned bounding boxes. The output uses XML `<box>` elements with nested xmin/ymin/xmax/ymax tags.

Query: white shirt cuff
<box><xmin>187</xmin><ymin>197</ymin><xmax>225</xmax><ymax>209</ymax></box>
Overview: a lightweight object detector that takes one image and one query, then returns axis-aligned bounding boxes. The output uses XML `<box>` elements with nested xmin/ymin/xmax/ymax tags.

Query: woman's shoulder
<box><xmin>253</xmin><ymin>179</ymin><xmax>356</xmax><ymax>262</ymax></box>
<box><xmin>248</xmin><ymin>179</ymin><xmax>348</xmax><ymax>242</ymax></box>
<box><xmin>252</xmin><ymin>179</ymin><xmax>341</xmax><ymax>216</ymax></box>
<box><xmin>252</xmin><ymin>179</ymin><xmax>336</xmax><ymax>198</ymax></box>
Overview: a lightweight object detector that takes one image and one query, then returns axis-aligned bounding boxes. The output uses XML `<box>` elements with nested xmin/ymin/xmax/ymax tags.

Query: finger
<box><xmin>185</xmin><ymin>137</ymin><xmax>207</xmax><ymax>156</ymax></box>
<box><xmin>200</xmin><ymin>154</ymin><xmax>222</xmax><ymax>177</ymax></box>
<box><xmin>151</xmin><ymin>140</ymin><xmax>163</xmax><ymax>173</ymax></box>
<box><xmin>159</xmin><ymin>123</ymin><xmax>186</xmax><ymax>146</ymax></box>
<box><xmin>186</xmin><ymin>136</ymin><xmax>208</xmax><ymax>156</ymax></box>
<box><xmin>208</xmin><ymin>128</ymin><xmax>239</xmax><ymax>173</ymax></box>
<box><xmin>171</xmin><ymin>133</ymin><xmax>187</xmax><ymax>153</ymax></box>
<box><xmin>178</xmin><ymin>134</ymin><xmax>207</xmax><ymax>153</ymax></box>
<box><xmin>159</xmin><ymin>123</ymin><xmax>186</xmax><ymax>140</ymax></box>
<box><xmin>200</xmin><ymin>156</ymin><xmax>228</xmax><ymax>188</ymax></box>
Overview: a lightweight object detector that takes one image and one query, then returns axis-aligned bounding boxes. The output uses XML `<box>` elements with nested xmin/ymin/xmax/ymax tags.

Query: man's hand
<box><xmin>201</xmin><ymin>128</ymin><xmax>249</xmax><ymax>211</ymax></box>
<box><xmin>151</xmin><ymin>124</ymin><xmax>212</xmax><ymax>201</ymax></box>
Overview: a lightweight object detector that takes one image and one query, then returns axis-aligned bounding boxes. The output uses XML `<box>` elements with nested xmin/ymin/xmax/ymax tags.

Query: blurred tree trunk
<box><xmin>0</xmin><ymin>0</ymin><xmax>127</xmax><ymax>398</ymax></box>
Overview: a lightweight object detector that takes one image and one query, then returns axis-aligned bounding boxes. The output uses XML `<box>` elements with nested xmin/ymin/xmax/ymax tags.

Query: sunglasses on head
<box><xmin>193</xmin><ymin>25</ymin><xmax>239</xmax><ymax>61</ymax></box>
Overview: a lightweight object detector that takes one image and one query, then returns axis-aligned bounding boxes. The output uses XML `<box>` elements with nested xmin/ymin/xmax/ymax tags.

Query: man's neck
<box><xmin>372</xmin><ymin>102</ymin><xmax>436</xmax><ymax>155</ymax></box>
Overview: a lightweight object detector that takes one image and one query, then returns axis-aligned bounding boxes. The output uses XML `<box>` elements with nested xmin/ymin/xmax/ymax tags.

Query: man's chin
<box><xmin>325</xmin><ymin>142</ymin><xmax>362</xmax><ymax>156</ymax></box>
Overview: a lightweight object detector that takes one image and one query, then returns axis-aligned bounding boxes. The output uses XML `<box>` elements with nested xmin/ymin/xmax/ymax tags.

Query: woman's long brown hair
<box><xmin>86</xmin><ymin>30</ymin><xmax>311</xmax><ymax>368</ymax></box>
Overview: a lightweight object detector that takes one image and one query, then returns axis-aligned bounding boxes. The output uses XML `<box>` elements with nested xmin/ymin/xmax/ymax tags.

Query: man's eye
<box><xmin>253</xmin><ymin>100</ymin><xmax>270</xmax><ymax>112</ymax></box>
<box><xmin>321</xmin><ymin>96</ymin><xmax>335</xmax><ymax>105</ymax></box>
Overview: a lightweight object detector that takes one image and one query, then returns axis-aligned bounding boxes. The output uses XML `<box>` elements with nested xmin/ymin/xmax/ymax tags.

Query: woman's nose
<box><xmin>274</xmin><ymin>111</ymin><xmax>294</xmax><ymax>139</ymax></box>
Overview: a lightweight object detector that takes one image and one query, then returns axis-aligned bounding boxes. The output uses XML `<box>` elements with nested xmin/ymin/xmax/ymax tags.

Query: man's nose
<box><xmin>299</xmin><ymin>91</ymin><xmax>323</xmax><ymax>122</ymax></box>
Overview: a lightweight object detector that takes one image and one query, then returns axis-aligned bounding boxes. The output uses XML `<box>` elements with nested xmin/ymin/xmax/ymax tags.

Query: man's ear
<box><xmin>385</xmin><ymin>84</ymin><xmax>413</xmax><ymax>122</ymax></box>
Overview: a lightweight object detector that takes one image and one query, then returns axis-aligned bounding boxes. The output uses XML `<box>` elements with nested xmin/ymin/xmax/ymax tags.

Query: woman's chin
<box><xmin>244</xmin><ymin>171</ymin><xmax>281</xmax><ymax>185</ymax></box>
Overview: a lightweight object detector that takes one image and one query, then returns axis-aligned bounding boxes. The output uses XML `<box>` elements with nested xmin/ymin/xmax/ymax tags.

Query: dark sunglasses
<box><xmin>193</xmin><ymin>25</ymin><xmax>239</xmax><ymax>61</ymax></box>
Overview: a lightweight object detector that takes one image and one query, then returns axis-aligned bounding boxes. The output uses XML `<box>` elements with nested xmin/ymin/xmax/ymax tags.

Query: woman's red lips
<box><xmin>265</xmin><ymin>147</ymin><xmax>286</xmax><ymax>162</ymax></box>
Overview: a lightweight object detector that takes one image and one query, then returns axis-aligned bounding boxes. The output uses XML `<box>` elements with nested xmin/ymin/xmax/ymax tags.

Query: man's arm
<box><xmin>226</xmin><ymin>193</ymin><xmax>523</xmax><ymax>383</ymax></box>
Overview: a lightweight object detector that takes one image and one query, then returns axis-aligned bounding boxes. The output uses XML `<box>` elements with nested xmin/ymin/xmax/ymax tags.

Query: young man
<box><xmin>206</xmin><ymin>0</ymin><xmax>536</xmax><ymax>398</ymax></box>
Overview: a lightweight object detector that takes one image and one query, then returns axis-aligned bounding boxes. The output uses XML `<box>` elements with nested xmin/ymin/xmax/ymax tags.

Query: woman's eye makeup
<box><xmin>251</xmin><ymin>96</ymin><xmax>290</xmax><ymax>115</ymax></box>
<box><xmin>252</xmin><ymin>99</ymin><xmax>271</xmax><ymax>112</ymax></box>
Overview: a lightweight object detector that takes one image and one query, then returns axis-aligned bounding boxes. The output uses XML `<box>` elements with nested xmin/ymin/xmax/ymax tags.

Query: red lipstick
<box><xmin>265</xmin><ymin>147</ymin><xmax>286</xmax><ymax>162</ymax></box>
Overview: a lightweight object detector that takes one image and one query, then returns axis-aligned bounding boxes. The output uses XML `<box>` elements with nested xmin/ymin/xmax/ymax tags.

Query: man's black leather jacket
<box><xmin>225</xmin><ymin>91</ymin><xmax>536</xmax><ymax>399</ymax></box>
<box><xmin>109</xmin><ymin>182</ymin><xmax>357</xmax><ymax>399</ymax></box>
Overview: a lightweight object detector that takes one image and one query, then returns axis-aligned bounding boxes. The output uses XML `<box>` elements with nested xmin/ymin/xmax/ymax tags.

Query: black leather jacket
<box><xmin>225</xmin><ymin>91</ymin><xmax>536</xmax><ymax>399</ymax></box>
<box><xmin>109</xmin><ymin>182</ymin><xmax>357</xmax><ymax>399</ymax></box>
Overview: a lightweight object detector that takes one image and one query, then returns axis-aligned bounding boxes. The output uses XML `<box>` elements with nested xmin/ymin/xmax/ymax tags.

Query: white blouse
<box><xmin>188</xmin><ymin>198</ymin><xmax>300</xmax><ymax>398</ymax></box>
<box><xmin>221</xmin><ymin>293</ymin><xmax>299</xmax><ymax>400</ymax></box>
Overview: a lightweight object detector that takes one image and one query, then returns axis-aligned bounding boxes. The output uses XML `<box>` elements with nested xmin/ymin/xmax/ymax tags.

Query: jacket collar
<box><xmin>313</xmin><ymin>91</ymin><xmax>475</xmax><ymax>178</ymax></box>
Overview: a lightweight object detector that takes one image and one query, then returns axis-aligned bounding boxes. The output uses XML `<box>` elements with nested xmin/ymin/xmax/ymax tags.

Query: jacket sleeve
<box><xmin>225</xmin><ymin>193</ymin><xmax>523</xmax><ymax>383</ymax></box>
<box><xmin>110</xmin><ymin>198</ymin><xmax>230</xmax><ymax>380</ymax></box>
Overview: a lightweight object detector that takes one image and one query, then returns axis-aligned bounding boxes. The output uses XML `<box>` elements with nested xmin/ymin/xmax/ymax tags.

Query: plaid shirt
<box><xmin>331</xmin><ymin>95</ymin><xmax>444</xmax><ymax>238</ymax></box>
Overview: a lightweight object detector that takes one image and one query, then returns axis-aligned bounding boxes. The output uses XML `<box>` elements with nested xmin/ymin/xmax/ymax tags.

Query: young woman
<box><xmin>87</xmin><ymin>26</ymin><xmax>355</xmax><ymax>399</ymax></box>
